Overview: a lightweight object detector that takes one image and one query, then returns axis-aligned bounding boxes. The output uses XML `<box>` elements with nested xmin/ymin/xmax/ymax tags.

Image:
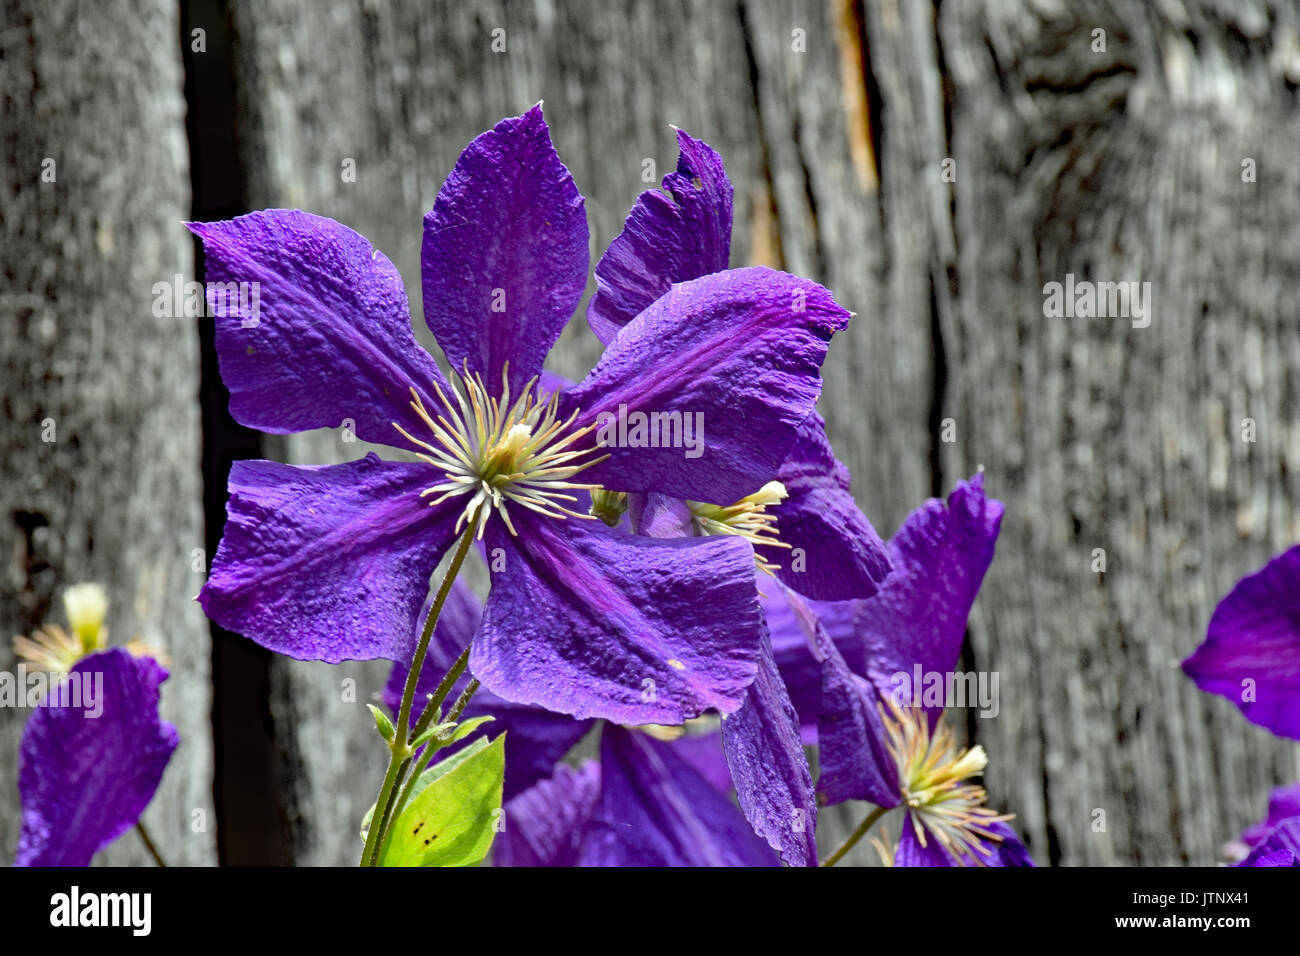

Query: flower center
<box><xmin>394</xmin><ymin>366</ymin><xmax>608</xmax><ymax>538</ymax></box>
<box><xmin>880</xmin><ymin>696</ymin><xmax>1013</xmax><ymax>866</ymax></box>
<box><xmin>687</xmin><ymin>481</ymin><xmax>791</xmax><ymax>574</ymax></box>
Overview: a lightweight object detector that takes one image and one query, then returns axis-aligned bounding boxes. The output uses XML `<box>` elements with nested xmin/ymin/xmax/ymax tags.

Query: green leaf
<box><xmin>378</xmin><ymin>733</ymin><xmax>505</xmax><ymax>867</ymax></box>
<box><xmin>411</xmin><ymin>713</ymin><xmax>495</xmax><ymax>751</ymax></box>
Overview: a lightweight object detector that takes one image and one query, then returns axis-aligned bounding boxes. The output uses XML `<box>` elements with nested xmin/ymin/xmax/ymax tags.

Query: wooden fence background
<box><xmin>3</xmin><ymin>0</ymin><xmax>1298</xmax><ymax>866</ymax></box>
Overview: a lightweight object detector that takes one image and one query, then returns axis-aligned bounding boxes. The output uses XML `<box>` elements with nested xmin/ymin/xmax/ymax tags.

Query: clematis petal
<box><xmin>772</xmin><ymin>585</ymin><xmax>897</xmax><ymax>808</ymax></box>
<box><xmin>627</xmin><ymin>492</ymin><xmax>693</xmax><ymax>538</ymax></box>
<box><xmin>858</xmin><ymin>473</ymin><xmax>1003</xmax><ymax>721</ymax></box>
<box><xmin>1183</xmin><ymin>544</ymin><xmax>1300</xmax><ymax>739</ymax></box>
<box><xmin>768</xmin><ymin>411</ymin><xmax>891</xmax><ymax>600</ymax></box>
<box><xmin>15</xmin><ymin>649</ymin><xmax>178</xmax><ymax>867</ymax></box>
<box><xmin>188</xmin><ymin>210</ymin><xmax>446</xmax><ymax>447</ymax></box>
<box><xmin>579</xmin><ymin>726</ymin><xmax>778</xmax><ymax>867</ymax></box>
<box><xmin>472</xmin><ymin>512</ymin><xmax>764</xmax><ymax>724</ymax></box>
<box><xmin>421</xmin><ymin>105</ymin><xmax>588</xmax><ymax>396</ymax></box>
<box><xmin>721</xmin><ymin>628</ymin><xmax>818</xmax><ymax>867</ymax></box>
<box><xmin>1237</xmin><ymin>819</ymin><xmax>1300</xmax><ymax>867</ymax></box>
<box><xmin>764</xmin><ymin>587</ymin><xmax>862</xmax><ymax>738</ymax></box>
<box><xmin>894</xmin><ymin>816</ymin><xmax>1033</xmax><ymax>867</ymax></box>
<box><xmin>1241</xmin><ymin>781</ymin><xmax>1300</xmax><ymax>848</ymax></box>
<box><xmin>668</xmin><ymin>731</ymin><xmax>735</xmax><ymax>795</ymax></box>
<box><xmin>587</xmin><ymin>129</ymin><xmax>732</xmax><ymax>344</ymax></box>
<box><xmin>494</xmin><ymin>761</ymin><xmax>601</xmax><ymax>867</ymax></box>
<box><xmin>565</xmin><ymin>267</ymin><xmax>851</xmax><ymax>506</ymax></box>
<box><xmin>200</xmin><ymin>454</ymin><xmax>459</xmax><ymax>664</ymax></box>
<box><xmin>382</xmin><ymin>579</ymin><xmax>595</xmax><ymax>798</ymax></box>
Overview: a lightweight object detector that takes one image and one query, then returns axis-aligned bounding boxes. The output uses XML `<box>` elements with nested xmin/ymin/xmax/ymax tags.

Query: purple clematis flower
<box><xmin>770</xmin><ymin>475</ymin><xmax>1034</xmax><ymax>866</ymax></box>
<box><xmin>590</xmin><ymin>129</ymin><xmax>891</xmax><ymax>603</ymax></box>
<box><xmin>192</xmin><ymin>106</ymin><xmax>854</xmax><ymax>726</ymax></box>
<box><xmin>382</xmin><ymin>579</ymin><xmax>784</xmax><ymax>866</ymax></box>
<box><xmin>1182</xmin><ymin>544</ymin><xmax>1300</xmax><ymax>739</ymax></box>
<box><xmin>14</xmin><ymin>648</ymin><xmax>178</xmax><ymax>867</ymax></box>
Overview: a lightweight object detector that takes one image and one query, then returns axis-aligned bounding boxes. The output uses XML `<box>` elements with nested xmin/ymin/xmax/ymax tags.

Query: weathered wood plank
<box><xmin>938</xmin><ymin>0</ymin><xmax>1300</xmax><ymax>864</ymax></box>
<box><xmin>0</xmin><ymin>0</ymin><xmax>215</xmax><ymax>865</ymax></box>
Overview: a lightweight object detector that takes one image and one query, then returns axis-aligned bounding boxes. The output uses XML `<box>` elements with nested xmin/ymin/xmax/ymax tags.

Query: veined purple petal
<box><xmin>494</xmin><ymin>761</ymin><xmax>600</xmax><ymax>867</ymax></box>
<box><xmin>200</xmin><ymin>454</ymin><xmax>459</xmax><ymax>664</ymax></box>
<box><xmin>765</xmin><ymin>587</ymin><xmax>861</xmax><ymax>739</ymax></box>
<box><xmin>770</xmin><ymin>411</ymin><xmax>891</xmax><ymax>600</ymax></box>
<box><xmin>722</xmin><ymin>629</ymin><xmax>818</xmax><ymax>867</ymax></box>
<box><xmin>565</xmin><ymin>267</ymin><xmax>851</xmax><ymax>506</ymax></box>
<box><xmin>668</xmin><ymin>731</ymin><xmax>734</xmax><ymax>795</ymax></box>
<box><xmin>421</xmin><ymin>105</ymin><xmax>588</xmax><ymax>396</ymax></box>
<box><xmin>894</xmin><ymin>816</ymin><xmax>1033</xmax><ymax>867</ymax></box>
<box><xmin>627</xmin><ymin>492</ymin><xmax>693</xmax><ymax>538</ymax></box>
<box><xmin>15</xmin><ymin>649</ymin><xmax>178</xmax><ymax>867</ymax></box>
<box><xmin>1237</xmin><ymin>819</ymin><xmax>1300</xmax><ymax>867</ymax></box>
<box><xmin>859</xmin><ymin>473</ymin><xmax>1003</xmax><ymax>722</ymax></box>
<box><xmin>471</xmin><ymin>512</ymin><xmax>764</xmax><ymax>724</ymax></box>
<box><xmin>381</xmin><ymin>578</ymin><xmax>595</xmax><ymax>799</ymax></box>
<box><xmin>1241</xmin><ymin>781</ymin><xmax>1300</xmax><ymax>848</ymax></box>
<box><xmin>1183</xmin><ymin>545</ymin><xmax>1300</xmax><ymax>739</ymax></box>
<box><xmin>188</xmin><ymin>210</ymin><xmax>446</xmax><ymax>447</ymax></box>
<box><xmin>579</xmin><ymin>726</ymin><xmax>778</xmax><ymax>867</ymax></box>
<box><xmin>588</xmin><ymin>130</ymin><xmax>732</xmax><ymax>344</ymax></box>
<box><xmin>780</xmin><ymin>585</ymin><xmax>897</xmax><ymax>808</ymax></box>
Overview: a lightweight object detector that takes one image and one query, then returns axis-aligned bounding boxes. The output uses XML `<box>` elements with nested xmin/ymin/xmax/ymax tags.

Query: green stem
<box><xmin>136</xmin><ymin>821</ymin><xmax>167</xmax><ymax>867</ymax></box>
<box><xmin>360</xmin><ymin>527</ymin><xmax>475</xmax><ymax>867</ymax></box>
<box><xmin>360</xmin><ymin>750</ymin><xmax>407</xmax><ymax>868</ymax></box>
<box><xmin>820</xmin><ymin>805</ymin><xmax>890</xmax><ymax>867</ymax></box>
<box><xmin>378</xmin><ymin>678</ymin><xmax>483</xmax><ymax>862</ymax></box>
<box><xmin>409</xmin><ymin>643</ymin><xmax>471</xmax><ymax>744</ymax></box>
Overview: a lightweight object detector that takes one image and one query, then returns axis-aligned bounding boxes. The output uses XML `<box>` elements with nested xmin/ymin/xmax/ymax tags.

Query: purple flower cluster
<box><xmin>14</xmin><ymin>108</ymin><xmax>1034</xmax><ymax>867</ymax></box>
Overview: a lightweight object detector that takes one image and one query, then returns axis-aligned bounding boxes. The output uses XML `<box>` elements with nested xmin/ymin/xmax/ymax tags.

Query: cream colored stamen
<box><xmin>687</xmin><ymin>480</ymin><xmax>791</xmax><ymax>574</ymax></box>
<box><xmin>394</xmin><ymin>364</ymin><xmax>609</xmax><ymax>539</ymax></box>
<box><xmin>880</xmin><ymin>696</ymin><xmax>1014</xmax><ymax>866</ymax></box>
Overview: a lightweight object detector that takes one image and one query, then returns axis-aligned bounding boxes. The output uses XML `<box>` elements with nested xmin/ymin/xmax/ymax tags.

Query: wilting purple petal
<box><xmin>421</xmin><ymin>105</ymin><xmax>588</xmax><ymax>396</ymax></box>
<box><xmin>859</xmin><ymin>473</ymin><xmax>1003</xmax><ymax>721</ymax></box>
<box><xmin>1241</xmin><ymin>781</ymin><xmax>1300</xmax><ymax>848</ymax></box>
<box><xmin>15</xmin><ymin>649</ymin><xmax>178</xmax><ymax>867</ymax></box>
<box><xmin>721</xmin><ymin>629</ymin><xmax>818</xmax><ymax>867</ymax></box>
<box><xmin>769</xmin><ymin>411</ymin><xmax>891</xmax><ymax>600</ymax></box>
<box><xmin>200</xmin><ymin>454</ymin><xmax>459</xmax><ymax>664</ymax></box>
<box><xmin>1183</xmin><ymin>544</ymin><xmax>1300</xmax><ymax>739</ymax></box>
<box><xmin>472</xmin><ymin>512</ymin><xmax>763</xmax><ymax>725</ymax></box>
<box><xmin>494</xmin><ymin>761</ymin><xmax>600</xmax><ymax>867</ymax></box>
<box><xmin>1237</xmin><ymin>819</ymin><xmax>1300</xmax><ymax>867</ymax></box>
<box><xmin>588</xmin><ymin>130</ymin><xmax>732</xmax><ymax>344</ymax></box>
<box><xmin>579</xmin><ymin>726</ymin><xmax>778</xmax><ymax>867</ymax></box>
<box><xmin>894</xmin><ymin>816</ymin><xmax>1033</xmax><ymax>867</ymax></box>
<box><xmin>565</xmin><ymin>267</ymin><xmax>851</xmax><ymax>506</ymax></box>
<box><xmin>382</xmin><ymin>579</ymin><xmax>594</xmax><ymax>799</ymax></box>
<box><xmin>188</xmin><ymin>210</ymin><xmax>446</xmax><ymax>447</ymax></box>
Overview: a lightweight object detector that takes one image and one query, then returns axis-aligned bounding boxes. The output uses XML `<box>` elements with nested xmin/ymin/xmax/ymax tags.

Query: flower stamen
<box><xmin>687</xmin><ymin>481</ymin><xmax>791</xmax><ymax>574</ymax></box>
<box><xmin>395</xmin><ymin>364</ymin><xmax>609</xmax><ymax>538</ymax></box>
<box><xmin>880</xmin><ymin>695</ymin><xmax>1014</xmax><ymax>866</ymax></box>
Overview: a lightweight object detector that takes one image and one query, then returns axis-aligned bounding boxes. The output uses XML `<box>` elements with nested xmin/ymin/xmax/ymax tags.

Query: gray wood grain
<box><xmin>0</xmin><ymin>0</ymin><xmax>215</xmax><ymax>865</ymax></box>
<box><xmin>938</xmin><ymin>0</ymin><xmax>1300</xmax><ymax>865</ymax></box>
